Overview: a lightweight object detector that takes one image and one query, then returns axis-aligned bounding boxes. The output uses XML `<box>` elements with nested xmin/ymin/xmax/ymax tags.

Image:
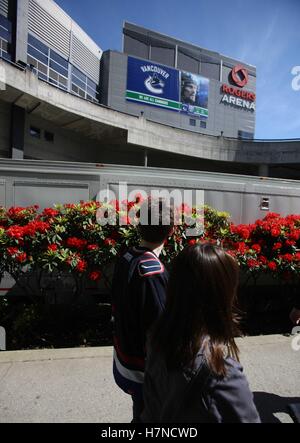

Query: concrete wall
<box><xmin>0</xmin><ymin>100</ymin><xmax>10</xmax><ymax>157</ymax></box>
<box><xmin>24</xmin><ymin>113</ymin><xmax>145</xmax><ymax>166</ymax></box>
<box><xmin>101</xmin><ymin>50</ymin><xmax>256</xmax><ymax>139</ymax></box>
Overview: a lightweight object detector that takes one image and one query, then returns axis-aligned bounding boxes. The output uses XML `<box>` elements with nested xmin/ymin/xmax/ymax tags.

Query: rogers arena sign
<box><xmin>221</xmin><ymin>65</ymin><xmax>256</xmax><ymax>111</ymax></box>
<box><xmin>221</xmin><ymin>84</ymin><xmax>256</xmax><ymax>111</ymax></box>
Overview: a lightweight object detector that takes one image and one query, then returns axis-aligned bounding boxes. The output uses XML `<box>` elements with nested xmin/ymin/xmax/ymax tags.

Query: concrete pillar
<box><xmin>10</xmin><ymin>105</ymin><xmax>25</xmax><ymax>159</ymax></box>
<box><xmin>11</xmin><ymin>0</ymin><xmax>29</xmax><ymax>65</ymax></box>
<box><xmin>258</xmin><ymin>164</ymin><xmax>269</xmax><ymax>177</ymax></box>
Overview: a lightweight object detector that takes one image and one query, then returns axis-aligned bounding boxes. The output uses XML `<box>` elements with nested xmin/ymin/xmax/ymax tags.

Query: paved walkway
<box><xmin>0</xmin><ymin>335</ymin><xmax>299</xmax><ymax>423</ymax></box>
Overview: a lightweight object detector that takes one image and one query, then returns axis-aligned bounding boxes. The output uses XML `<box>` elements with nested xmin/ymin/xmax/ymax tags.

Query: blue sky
<box><xmin>56</xmin><ymin>0</ymin><xmax>300</xmax><ymax>140</ymax></box>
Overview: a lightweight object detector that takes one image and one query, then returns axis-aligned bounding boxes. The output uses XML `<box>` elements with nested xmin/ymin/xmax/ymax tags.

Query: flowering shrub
<box><xmin>0</xmin><ymin>201</ymin><xmax>299</xmax><ymax>302</ymax></box>
<box><xmin>224</xmin><ymin>212</ymin><xmax>300</xmax><ymax>281</ymax></box>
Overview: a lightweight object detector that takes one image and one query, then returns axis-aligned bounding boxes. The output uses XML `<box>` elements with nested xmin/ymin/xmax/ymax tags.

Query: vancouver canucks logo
<box><xmin>144</xmin><ymin>74</ymin><xmax>165</xmax><ymax>94</ymax></box>
<box><xmin>140</xmin><ymin>64</ymin><xmax>170</xmax><ymax>95</ymax></box>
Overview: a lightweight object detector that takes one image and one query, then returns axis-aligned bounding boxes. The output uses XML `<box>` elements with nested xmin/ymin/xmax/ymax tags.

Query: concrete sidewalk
<box><xmin>0</xmin><ymin>335</ymin><xmax>299</xmax><ymax>423</ymax></box>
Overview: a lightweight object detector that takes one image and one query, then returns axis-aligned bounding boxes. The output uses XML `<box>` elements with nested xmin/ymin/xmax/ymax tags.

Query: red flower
<box><xmin>235</xmin><ymin>242</ymin><xmax>247</xmax><ymax>254</ymax></box>
<box><xmin>104</xmin><ymin>238</ymin><xmax>116</xmax><ymax>247</ymax></box>
<box><xmin>259</xmin><ymin>255</ymin><xmax>268</xmax><ymax>265</ymax></box>
<box><xmin>89</xmin><ymin>271</ymin><xmax>102</xmax><ymax>281</ymax></box>
<box><xmin>294</xmin><ymin>252</ymin><xmax>300</xmax><ymax>261</ymax></box>
<box><xmin>237</xmin><ymin>226</ymin><xmax>250</xmax><ymax>240</ymax></box>
<box><xmin>23</xmin><ymin>221</ymin><xmax>50</xmax><ymax>236</ymax></box>
<box><xmin>188</xmin><ymin>239</ymin><xmax>197</xmax><ymax>246</ymax></box>
<box><xmin>268</xmin><ymin>261</ymin><xmax>277</xmax><ymax>271</ymax></box>
<box><xmin>247</xmin><ymin>259</ymin><xmax>259</xmax><ymax>269</ymax></box>
<box><xmin>76</xmin><ymin>259</ymin><xmax>87</xmax><ymax>273</ymax></box>
<box><xmin>289</xmin><ymin>230</ymin><xmax>300</xmax><ymax>241</ymax></box>
<box><xmin>42</xmin><ymin>208</ymin><xmax>59</xmax><ymax>218</ymax></box>
<box><xmin>16</xmin><ymin>252</ymin><xmax>27</xmax><ymax>263</ymax></box>
<box><xmin>6</xmin><ymin>226</ymin><xmax>24</xmax><ymax>240</ymax></box>
<box><xmin>251</xmin><ymin>244</ymin><xmax>261</xmax><ymax>254</ymax></box>
<box><xmin>87</xmin><ymin>244</ymin><xmax>99</xmax><ymax>251</ymax></box>
<box><xmin>7</xmin><ymin>247</ymin><xmax>19</xmax><ymax>256</ymax></box>
<box><xmin>272</xmin><ymin>242</ymin><xmax>282</xmax><ymax>251</ymax></box>
<box><xmin>66</xmin><ymin>237</ymin><xmax>88</xmax><ymax>250</ymax></box>
<box><xmin>285</xmin><ymin>240</ymin><xmax>296</xmax><ymax>247</ymax></box>
<box><xmin>48</xmin><ymin>244</ymin><xmax>58</xmax><ymax>252</ymax></box>
<box><xmin>271</xmin><ymin>227</ymin><xmax>281</xmax><ymax>237</ymax></box>
<box><xmin>7</xmin><ymin>207</ymin><xmax>27</xmax><ymax>219</ymax></box>
<box><xmin>282</xmin><ymin>253</ymin><xmax>293</xmax><ymax>262</ymax></box>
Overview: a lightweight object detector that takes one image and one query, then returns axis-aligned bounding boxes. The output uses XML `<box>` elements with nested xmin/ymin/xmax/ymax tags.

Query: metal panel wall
<box><xmin>0</xmin><ymin>161</ymin><xmax>299</xmax><ymax>225</ymax></box>
<box><xmin>0</xmin><ymin>180</ymin><xmax>5</xmax><ymax>206</ymax></box>
<box><xmin>28</xmin><ymin>0</ymin><xmax>70</xmax><ymax>58</ymax></box>
<box><xmin>13</xmin><ymin>180</ymin><xmax>90</xmax><ymax>209</ymax></box>
<box><xmin>71</xmin><ymin>34</ymin><xmax>100</xmax><ymax>84</ymax></box>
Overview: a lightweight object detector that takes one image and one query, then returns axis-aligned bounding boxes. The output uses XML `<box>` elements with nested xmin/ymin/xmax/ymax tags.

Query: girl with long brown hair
<box><xmin>141</xmin><ymin>243</ymin><xmax>260</xmax><ymax>423</ymax></box>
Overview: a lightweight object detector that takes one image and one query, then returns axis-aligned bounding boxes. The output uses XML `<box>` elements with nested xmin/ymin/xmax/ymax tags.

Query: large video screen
<box><xmin>180</xmin><ymin>71</ymin><xmax>209</xmax><ymax>117</ymax></box>
<box><xmin>126</xmin><ymin>56</ymin><xmax>209</xmax><ymax>118</ymax></box>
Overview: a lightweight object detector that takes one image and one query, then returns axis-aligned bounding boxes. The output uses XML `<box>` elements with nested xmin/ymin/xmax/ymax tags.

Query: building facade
<box><xmin>100</xmin><ymin>22</ymin><xmax>256</xmax><ymax>139</ymax></box>
<box><xmin>0</xmin><ymin>0</ymin><xmax>102</xmax><ymax>101</ymax></box>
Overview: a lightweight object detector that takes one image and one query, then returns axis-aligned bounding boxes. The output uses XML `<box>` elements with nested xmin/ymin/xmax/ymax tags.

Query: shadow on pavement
<box><xmin>254</xmin><ymin>392</ymin><xmax>300</xmax><ymax>423</ymax></box>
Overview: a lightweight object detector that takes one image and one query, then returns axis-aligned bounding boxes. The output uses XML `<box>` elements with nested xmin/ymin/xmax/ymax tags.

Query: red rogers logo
<box><xmin>231</xmin><ymin>65</ymin><xmax>249</xmax><ymax>87</ymax></box>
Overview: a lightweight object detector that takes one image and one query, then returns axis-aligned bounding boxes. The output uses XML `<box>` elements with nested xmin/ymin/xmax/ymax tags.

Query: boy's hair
<box><xmin>138</xmin><ymin>198</ymin><xmax>174</xmax><ymax>244</ymax></box>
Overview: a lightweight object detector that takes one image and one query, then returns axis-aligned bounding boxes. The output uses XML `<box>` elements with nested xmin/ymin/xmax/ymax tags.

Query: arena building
<box><xmin>0</xmin><ymin>0</ymin><xmax>299</xmax><ymax>180</ymax></box>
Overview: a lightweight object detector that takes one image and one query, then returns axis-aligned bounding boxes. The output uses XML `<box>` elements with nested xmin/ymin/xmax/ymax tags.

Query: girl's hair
<box><xmin>151</xmin><ymin>243</ymin><xmax>241</xmax><ymax>377</ymax></box>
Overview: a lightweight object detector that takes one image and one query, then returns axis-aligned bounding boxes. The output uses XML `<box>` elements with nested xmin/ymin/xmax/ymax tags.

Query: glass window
<box><xmin>189</xmin><ymin>119</ymin><xmax>196</xmax><ymax>127</ymax></box>
<box><xmin>38</xmin><ymin>72</ymin><xmax>47</xmax><ymax>81</ymax></box>
<box><xmin>0</xmin><ymin>26</ymin><xmax>10</xmax><ymax>43</ymax></box>
<box><xmin>50</xmin><ymin>49</ymin><xmax>68</xmax><ymax>69</ymax></box>
<box><xmin>28</xmin><ymin>45</ymin><xmax>48</xmax><ymax>65</ymax></box>
<box><xmin>87</xmin><ymin>77</ymin><xmax>97</xmax><ymax>90</ymax></box>
<box><xmin>1</xmin><ymin>39</ymin><xmax>8</xmax><ymax>52</ymax></box>
<box><xmin>72</xmin><ymin>75</ymin><xmax>86</xmax><ymax>90</ymax></box>
<box><xmin>200</xmin><ymin>121</ymin><xmax>207</xmax><ymax>129</ymax></box>
<box><xmin>58</xmin><ymin>75</ymin><xmax>68</xmax><ymax>86</ymax></box>
<box><xmin>30</xmin><ymin>126</ymin><xmax>41</xmax><ymax>138</ymax></box>
<box><xmin>28</xmin><ymin>34</ymin><xmax>48</xmax><ymax>56</ymax></box>
<box><xmin>78</xmin><ymin>88</ymin><xmax>85</xmax><ymax>98</ymax></box>
<box><xmin>1</xmin><ymin>51</ymin><xmax>11</xmax><ymax>61</ymax></box>
<box><xmin>44</xmin><ymin>131</ymin><xmax>54</xmax><ymax>142</ymax></box>
<box><xmin>72</xmin><ymin>66</ymin><xmax>86</xmax><ymax>83</ymax></box>
<box><xmin>0</xmin><ymin>15</ymin><xmax>12</xmax><ymax>32</ymax></box>
<box><xmin>87</xmin><ymin>86</ymin><xmax>97</xmax><ymax>98</ymax></box>
<box><xmin>49</xmin><ymin>69</ymin><xmax>59</xmax><ymax>81</ymax></box>
<box><xmin>72</xmin><ymin>84</ymin><xmax>79</xmax><ymax>94</ymax></box>
<box><xmin>37</xmin><ymin>61</ymin><xmax>47</xmax><ymax>75</ymax></box>
<box><xmin>49</xmin><ymin>77</ymin><xmax>58</xmax><ymax>86</ymax></box>
<box><xmin>27</xmin><ymin>55</ymin><xmax>38</xmax><ymax>68</ymax></box>
<box><xmin>49</xmin><ymin>59</ymin><xmax>68</xmax><ymax>77</ymax></box>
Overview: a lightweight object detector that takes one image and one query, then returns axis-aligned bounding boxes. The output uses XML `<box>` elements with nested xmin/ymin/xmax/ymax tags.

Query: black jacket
<box><xmin>112</xmin><ymin>247</ymin><xmax>168</xmax><ymax>396</ymax></box>
<box><xmin>141</xmin><ymin>348</ymin><xmax>261</xmax><ymax>423</ymax></box>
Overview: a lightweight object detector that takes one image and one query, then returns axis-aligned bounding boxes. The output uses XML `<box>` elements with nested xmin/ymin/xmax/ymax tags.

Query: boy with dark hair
<box><xmin>111</xmin><ymin>198</ymin><xmax>174</xmax><ymax>422</ymax></box>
